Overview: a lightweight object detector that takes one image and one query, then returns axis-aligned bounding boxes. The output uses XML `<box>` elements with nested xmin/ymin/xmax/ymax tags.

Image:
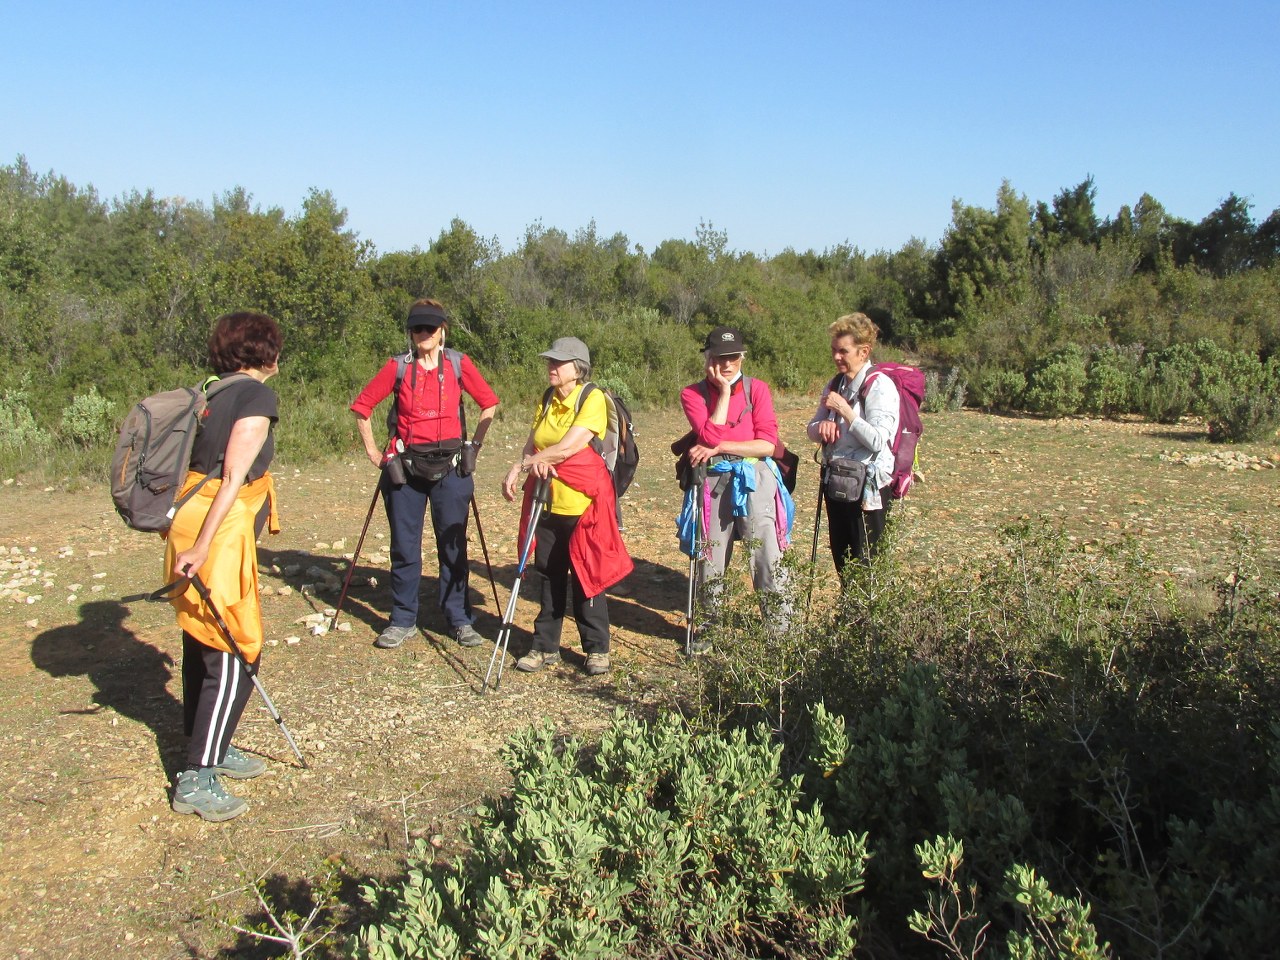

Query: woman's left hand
<box><xmin>172</xmin><ymin>544</ymin><xmax>209</xmax><ymax>580</ymax></box>
<box><xmin>823</xmin><ymin>391</ymin><xmax>854</xmax><ymax>422</ymax></box>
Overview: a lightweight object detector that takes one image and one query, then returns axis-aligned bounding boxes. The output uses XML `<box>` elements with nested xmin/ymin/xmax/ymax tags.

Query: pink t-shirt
<box><xmin>680</xmin><ymin>376</ymin><xmax>779</xmax><ymax>448</ymax></box>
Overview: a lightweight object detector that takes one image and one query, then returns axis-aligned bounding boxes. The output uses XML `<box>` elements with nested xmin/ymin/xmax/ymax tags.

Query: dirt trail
<box><xmin>0</xmin><ymin>404</ymin><xmax>1276</xmax><ymax>958</ymax></box>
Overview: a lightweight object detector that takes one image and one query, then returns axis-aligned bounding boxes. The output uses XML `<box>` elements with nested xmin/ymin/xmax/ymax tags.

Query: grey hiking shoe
<box><xmin>453</xmin><ymin>624</ymin><xmax>484</xmax><ymax>647</ymax></box>
<box><xmin>584</xmin><ymin>652</ymin><xmax>612</xmax><ymax>676</ymax></box>
<box><xmin>374</xmin><ymin>624</ymin><xmax>418</xmax><ymax>649</ymax></box>
<box><xmin>215</xmin><ymin>744</ymin><xmax>266</xmax><ymax>780</ymax></box>
<box><xmin>172</xmin><ymin>768</ymin><xmax>248</xmax><ymax>822</ymax></box>
<box><xmin>515</xmin><ymin>650</ymin><xmax>561</xmax><ymax>672</ymax></box>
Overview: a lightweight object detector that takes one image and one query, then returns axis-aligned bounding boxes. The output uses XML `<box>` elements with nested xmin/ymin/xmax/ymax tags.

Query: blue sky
<box><xmin>2</xmin><ymin>1</ymin><xmax>1276</xmax><ymax>258</ymax></box>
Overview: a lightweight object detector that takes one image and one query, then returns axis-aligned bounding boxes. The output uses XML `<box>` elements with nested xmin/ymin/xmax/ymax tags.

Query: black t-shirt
<box><xmin>190</xmin><ymin>376</ymin><xmax>279</xmax><ymax>481</ymax></box>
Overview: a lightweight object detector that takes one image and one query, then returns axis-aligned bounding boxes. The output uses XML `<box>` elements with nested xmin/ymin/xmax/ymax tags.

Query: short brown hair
<box><xmin>208</xmin><ymin>312</ymin><xmax>282</xmax><ymax>373</ymax></box>
<box><xmin>828</xmin><ymin>312</ymin><xmax>879</xmax><ymax>348</ymax></box>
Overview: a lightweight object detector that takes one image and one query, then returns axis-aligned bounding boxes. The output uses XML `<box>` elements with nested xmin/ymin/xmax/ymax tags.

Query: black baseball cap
<box><xmin>704</xmin><ymin>326</ymin><xmax>745</xmax><ymax>357</ymax></box>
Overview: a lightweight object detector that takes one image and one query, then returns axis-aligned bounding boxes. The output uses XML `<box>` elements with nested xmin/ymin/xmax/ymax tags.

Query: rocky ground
<box><xmin>1</xmin><ymin>401</ymin><xmax>1276</xmax><ymax>958</ymax></box>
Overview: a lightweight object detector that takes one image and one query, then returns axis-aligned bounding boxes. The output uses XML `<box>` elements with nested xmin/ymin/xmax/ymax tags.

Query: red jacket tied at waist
<box><xmin>518</xmin><ymin>448</ymin><xmax>633</xmax><ymax>597</ymax></box>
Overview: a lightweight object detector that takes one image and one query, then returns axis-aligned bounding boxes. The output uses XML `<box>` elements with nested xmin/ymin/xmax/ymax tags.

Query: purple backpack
<box><xmin>857</xmin><ymin>362</ymin><xmax>925</xmax><ymax>499</ymax></box>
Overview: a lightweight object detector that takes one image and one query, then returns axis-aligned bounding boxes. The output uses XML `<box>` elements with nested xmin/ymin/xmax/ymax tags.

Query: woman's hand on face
<box><xmin>706</xmin><ymin>362</ymin><xmax>733</xmax><ymax>391</ymax></box>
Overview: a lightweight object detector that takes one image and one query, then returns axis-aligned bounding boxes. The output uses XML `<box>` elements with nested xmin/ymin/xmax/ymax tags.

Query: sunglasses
<box><xmin>409</xmin><ymin>324</ymin><xmax>442</xmax><ymax>335</ymax></box>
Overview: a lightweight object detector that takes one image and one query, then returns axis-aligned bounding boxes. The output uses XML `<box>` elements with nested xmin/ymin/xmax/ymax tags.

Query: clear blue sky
<box><xmin>2</xmin><ymin>0</ymin><xmax>1276</xmax><ymax>258</ymax></box>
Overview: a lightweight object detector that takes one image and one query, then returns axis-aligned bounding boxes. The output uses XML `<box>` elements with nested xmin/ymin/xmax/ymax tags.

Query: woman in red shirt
<box><xmin>350</xmin><ymin>299</ymin><xmax>499</xmax><ymax>649</ymax></box>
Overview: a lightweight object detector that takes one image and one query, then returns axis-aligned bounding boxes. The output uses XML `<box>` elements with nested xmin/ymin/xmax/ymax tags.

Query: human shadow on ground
<box><xmin>29</xmin><ymin>599</ymin><xmax>185</xmax><ymax>780</ymax></box>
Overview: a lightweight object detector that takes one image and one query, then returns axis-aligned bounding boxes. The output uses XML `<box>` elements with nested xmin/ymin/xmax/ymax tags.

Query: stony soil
<box><xmin>1</xmin><ymin>401</ymin><xmax>1276</xmax><ymax>958</ymax></box>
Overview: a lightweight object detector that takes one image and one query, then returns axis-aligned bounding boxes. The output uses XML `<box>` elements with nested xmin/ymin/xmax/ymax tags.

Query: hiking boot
<box><xmin>172</xmin><ymin>768</ymin><xmax>248</xmax><ymax>822</ymax></box>
<box><xmin>584</xmin><ymin>652</ymin><xmax>612</xmax><ymax>676</ymax></box>
<box><xmin>453</xmin><ymin>624</ymin><xmax>484</xmax><ymax>647</ymax></box>
<box><xmin>374</xmin><ymin>624</ymin><xmax>418</xmax><ymax>649</ymax></box>
<box><xmin>515</xmin><ymin>650</ymin><xmax>561</xmax><ymax>672</ymax></box>
<box><xmin>215</xmin><ymin>744</ymin><xmax>266</xmax><ymax>780</ymax></box>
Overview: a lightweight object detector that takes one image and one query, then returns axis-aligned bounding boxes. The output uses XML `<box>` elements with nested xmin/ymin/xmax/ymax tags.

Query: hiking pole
<box><xmin>482</xmin><ymin>477</ymin><xmax>549</xmax><ymax>694</ymax></box>
<box><xmin>806</xmin><ymin>451</ymin><xmax>828</xmax><ymax>616</ymax></box>
<box><xmin>329</xmin><ymin>478</ymin><xmax>383</xmax><ymax>631</ymax></box>
<box><xmin>123</xmin><ymin>577</ymin><xmax>308</xmax><ymax>769</ymax></box>
<box><xmin>469</xmin><ymin>495</ymin><xmax>502</xmax><ymax>614</ymax></box>
<box><xmin>684</xmin><ymin>470</ymin><xmax>704</xmax><ymax>657</ymax></box>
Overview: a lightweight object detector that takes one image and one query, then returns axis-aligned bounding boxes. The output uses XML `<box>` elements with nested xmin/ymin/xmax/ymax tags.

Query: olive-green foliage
<box><xmin>696</xmin><ymin>518</ymin><xmax>1280</xmax><ymax>957</ymax></box>
<box><xmin>1023</xmin><ymin>344</ymin><xmax>1087</xmax><ymax>417</ymax></box>
<box><xmin>909</xmin><ymin>837</ymin><xmax>1112</xmax><ymax>960</ymax></box>
<box><xmin>968</xmin><ymin>366</ymin><xmax>1026</xmax><ymax>411</ymax></box>
<box><xmin>6</xmin><ymin>156</ymin><xmax>1280</xmax><ymax>471</ymax></box>
<box><xmin>923</xmin><ymin>367</ymin><xmax>967</xmax><ymax>413</ymax></box>
<box><xmin>354</xmin><ymin>710</ymin><xmax>869</xmax><ymax>959</ymax></box>
<box><xmin>1082</xmin><ymin>345</ymin><xmax>1140</xmax><ymax>417</ymax></box>
<box><xmin>59</xmin><ymin>386</ymin><xmax>117</xmax><ymax>447</ymax></box>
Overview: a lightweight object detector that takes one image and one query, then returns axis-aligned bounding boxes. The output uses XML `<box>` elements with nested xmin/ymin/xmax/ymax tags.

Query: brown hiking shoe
<box><xmin>584</xmin><ymin>652</ymin><xmax>612</xmax><ymax>676</ymax></box>
<box><xmin>515</xmin><ymin>650</ymin><xmax>561</xmax><ymax>672</ymax></box>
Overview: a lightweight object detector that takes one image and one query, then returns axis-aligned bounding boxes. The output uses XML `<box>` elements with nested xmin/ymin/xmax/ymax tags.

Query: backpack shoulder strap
<box><xmin>443</xmin><ymin>347</ymin><xmax>468</xmax><ymax>439</ymax></box>
<box><xmin>387</xmin><ymin>353</ymin><xmax>412</xmax><ymax>438</ymax></box>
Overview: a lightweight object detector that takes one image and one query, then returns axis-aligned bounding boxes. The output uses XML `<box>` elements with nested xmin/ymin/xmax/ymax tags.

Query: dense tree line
<box><xmin>2</xmin><ymin>156</ymin><xmax>1278</xmax><ymax>462</ymax></box>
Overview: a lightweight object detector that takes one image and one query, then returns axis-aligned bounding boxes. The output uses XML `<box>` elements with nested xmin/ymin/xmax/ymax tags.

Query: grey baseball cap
<box><xmin>539</xmin><ymin>336</ymin><xmax>591</xmax><ymax>365</ymax></box>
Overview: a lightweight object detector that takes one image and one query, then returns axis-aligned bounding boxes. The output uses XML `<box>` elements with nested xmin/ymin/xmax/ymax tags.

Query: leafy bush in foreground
<box><xmin>694</xmin><ymin>517</ymin><xmax>1280</xmax><ymax>958</ymax></box>
<box><xmin>354</xmin><ymin>711</ymin><xmax>869</xmax><ymax>959</ymax></box>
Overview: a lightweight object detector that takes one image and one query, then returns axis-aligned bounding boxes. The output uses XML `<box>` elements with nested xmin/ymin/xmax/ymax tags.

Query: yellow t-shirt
<box><xmin>531</xmin><ymin>384</ymin><xmax>607</xmax><ymax>516</ymax></box>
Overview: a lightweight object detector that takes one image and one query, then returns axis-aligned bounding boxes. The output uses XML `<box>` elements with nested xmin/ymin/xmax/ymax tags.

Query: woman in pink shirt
<box><xmin>680</xmin><ymin>326</ymin><xmax>791</xmax><ymax>650</ymax></box>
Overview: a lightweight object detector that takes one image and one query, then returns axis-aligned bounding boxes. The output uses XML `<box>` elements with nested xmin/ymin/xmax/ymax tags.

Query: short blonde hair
<box><xmin>828</xmin><ymin>312</ymin><xmax>879</xmax><ymax>348</ymax></box>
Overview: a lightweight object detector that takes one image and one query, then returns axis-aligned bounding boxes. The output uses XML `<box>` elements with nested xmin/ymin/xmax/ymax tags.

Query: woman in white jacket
<box><xmin>806</xmin><ymin>313</ymin><xmax>900</xmax><ymax>573</ymax></box>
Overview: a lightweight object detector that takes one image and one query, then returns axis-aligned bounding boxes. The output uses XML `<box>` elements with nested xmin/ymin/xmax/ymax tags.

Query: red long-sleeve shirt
<box><xmin>350</xmin><ymin>353</ymin><xmax>499</xmax><ymax>445</ymax></box>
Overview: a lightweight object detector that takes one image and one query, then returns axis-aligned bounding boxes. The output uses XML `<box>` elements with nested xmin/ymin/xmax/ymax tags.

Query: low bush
<box><xmin>923</xmin><ymin>367</ymin><xmax>967</xmax><ymax>413</ymax></box>
<box><xmin>59</xmin><ymin>385</ymin><xmax>116</xmax><ymax>447</ymax></box>
<box><xmin>694</xmin><ymin>517</ymin><xmax>1280</xmax><ymax>958</ymax></box>
<box><xmin>354</xmin><ymin>711</ymin><xmax>869</xmax><ymax>959</ymax></box>
<box><xmin>1024</xmin><ymin>344</ymin><xmax>1087</xmax><ymax>417</ymax></box>
<box><xmin>968</xmin><ymin>366</ymin><xmax>1026</xmax><ymax>411</ymax></box>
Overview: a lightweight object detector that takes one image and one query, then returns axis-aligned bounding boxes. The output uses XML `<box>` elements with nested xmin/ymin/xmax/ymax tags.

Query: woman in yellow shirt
<box><xmin>502</xmin><ymin>337</ymin><xmax>617</xmax><ymax>676</ymax></box>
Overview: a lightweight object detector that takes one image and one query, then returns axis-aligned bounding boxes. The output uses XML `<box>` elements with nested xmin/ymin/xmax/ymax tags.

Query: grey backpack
<box><xmin>110</xmin><ymin>374</ymin><xmax>246</xmax><ymax>532</ymax></box>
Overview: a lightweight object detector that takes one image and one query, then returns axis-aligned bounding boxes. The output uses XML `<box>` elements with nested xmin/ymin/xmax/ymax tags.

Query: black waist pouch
<box><xmin>402</xmin><ymin>440</ymin><xmax>462</xmax><ymax>482</ymax></box>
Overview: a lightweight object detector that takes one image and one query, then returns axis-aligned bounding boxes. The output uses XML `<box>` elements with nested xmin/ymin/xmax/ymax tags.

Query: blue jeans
<box><xmin>382</xmin><ymin>467</ymin><xmax>475</xmax><ymax>629</ymax></box>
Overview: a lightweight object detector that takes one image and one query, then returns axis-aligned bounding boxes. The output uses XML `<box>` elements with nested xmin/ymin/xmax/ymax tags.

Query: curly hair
<box><xmin>208</xmin><ymin>312</ymin><xmax>283</xmax><ymax>373</ymax></box>
<box><xmin>828</xmin><ymin>312</ymin><xmax>879</xmax><ymax>348</ymax></box>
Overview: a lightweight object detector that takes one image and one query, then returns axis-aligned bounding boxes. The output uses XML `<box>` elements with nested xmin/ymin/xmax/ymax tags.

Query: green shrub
<box><xmin>923</xmin><ymin>367</ymin><xmax>967</xmax><ymax>413</ymax></box>
<box><xmin>354</xmin><ymin>710</ymin><xmax>869</xmax><ymax>959</ymax></box>
<box><xmin>58</xmin><ymin>385</ymin><xmax>117</xmax><ymax>447</ymax></box>
<box><xmin>968</xmin><ymin>366</ymin><xmax>1026</xmax><ymax>411</ymax></box>
<box><xmin>1083</xmin><ymin>345</ymin><xmax>1140</xmax><ymax>417</ymax></box>
<box><xmin>1024</xmin><ymin>344</ymin><xmax>1087</xmax><ymax>417</ymax></box>
<box><xmin>909</xmin><ymin>837</ymin><xmax>1111</xmax><ymax>960</ymax></box>
<box><xmin>694</xmin><ymin>516</ymin><xmax>1280</xmax><ymax>957</ymax></box>
<box><xmin>1201</xmin><ymin>354</ymin><xmax>1280</xmax><ymax>442</ymax></box>
<box><xmin>0</xmin><ymin>377</ymin><xmax>46</xmax><ymax>453</ymax></box>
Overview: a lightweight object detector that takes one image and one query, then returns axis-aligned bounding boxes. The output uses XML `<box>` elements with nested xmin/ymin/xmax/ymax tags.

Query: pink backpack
<box><xmin>855</xmin><ymin>362</ymin><xmax>925</xmax><ymax>499</ymax></box>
